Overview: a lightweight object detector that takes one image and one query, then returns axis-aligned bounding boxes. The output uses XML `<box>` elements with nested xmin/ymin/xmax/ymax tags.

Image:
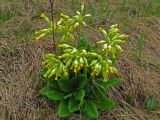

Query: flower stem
<box><xmin>49</xmin><ymin>0</ymin><xmax>57</xmax><ymax>53</ymax></box>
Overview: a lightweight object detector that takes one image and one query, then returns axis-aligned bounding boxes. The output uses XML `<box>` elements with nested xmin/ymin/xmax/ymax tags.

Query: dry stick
<box><xmin>49</xmin><ymin>0</ymin><xmax>57</xmax><ymax>53</ymax></box>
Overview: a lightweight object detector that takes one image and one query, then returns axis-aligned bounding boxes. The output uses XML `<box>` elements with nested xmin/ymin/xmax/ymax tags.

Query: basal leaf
<box><xmin>41</xmin><ymin>78</ymin><xmax>59</xmax><ymax>89</ymax></box>
<box><xmin>39</xmin><ymin>68</ymin><xmax>47</xmax><ymax>75</ymax></box>
<box><xmin>40</xmin><ymin>87</ymin><xmax>48</xmax><ymax>95</ymax></box>
<box><xmin>68</xmin><ymin>98</ymin><xmax>80</xmax><ymax>113</ymax></box>
<box><xmin>78</xmin><ymin>74</ymin><xmax>88</xmax><ymax>89</ymax></box>
<box><xmin>82</xmin><ymin>100</ymin><xmax>99</xmax><ymax>119</ymax></box>
<box><xmin>94</xmin><ymin>97</ymin><xmax>115</xmax><ymax>110</ymax></box>
<box><xmin>58</xmin><ymin>100</ymin><xmax>70</xmax><ymax>117</ymax></box>
<box><xmin>75</xmin><ymin>89</ymin><xmax>85</xmax><ymax>101</ymax></box>
<box><xmin>58</xmin><ymin>77</ymin><xmax>73</xmax><ymax>92</ymax></box>
<box><xmin>46</xmin><ymin>90</ymin><xmax>65</xmax><ymax>100</ymax></box>
<box><xmin>64</xmin><ymin>93</ymin><xmax>73</xmax><ymax>99</ymax></box>
<box><xmin>103</xmin><ymin>78</ymin><xmax>123</xmax><ymax>89</ymax></box>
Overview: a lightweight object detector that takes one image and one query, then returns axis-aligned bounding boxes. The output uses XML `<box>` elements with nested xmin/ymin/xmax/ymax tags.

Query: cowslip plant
<box><xmin>36</xmin><ymin>3</ymin><xmax>128</xmax><ymax>120</ymax></box>
<box><xmin>35</xmin><ymin>3</ymin><xmax>91</xmax><ymax>42</ymax></box>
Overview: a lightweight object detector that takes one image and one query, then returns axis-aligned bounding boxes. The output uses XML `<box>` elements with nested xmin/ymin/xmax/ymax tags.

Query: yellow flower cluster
<box><xmin>35</xmin><ymin>4</ymin><xmax>91</xmax><ymax>41</ymax></box>
<box><xmin>97</xmin><ymin>24</ymin><xmax>128</xmax><ymax>58</ymax></box>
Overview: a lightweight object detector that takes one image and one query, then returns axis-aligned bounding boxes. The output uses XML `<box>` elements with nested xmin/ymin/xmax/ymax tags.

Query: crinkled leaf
<box><xmin>78</xmin><ymin>74</ymin><xmax>88</xmax><ymax>89</ymax></box>
<box><xmin>75</xmin><ymin>89</ymin><xmax>85</xmax><ymax>101</ymax></box>
<box><xmin>103</xmin><ymin>78</ymin><xmax>123</xmax><ymax>89</ymax></box>
<box><xmin>40</xmin><ymin>87</ymin><xmax>48</xmax><ymax>95</ymax></box>
<box><xmin>64</xmin><ymin>93</ymin><xmax>73</xmax><ymax>99</ymax></box>
<box><xmin>41</xmin><ymin>78</ymin><xmax>59</xmax><ymax>89</ymax></box>
<box><xmin>39</xmin><ymin>68</ymin><xmax>47</xmax><ymax>75</ymax></box>
<box><xmin>58</xmin><ymin>100</ymin><xmax>70</xmax><ymax>117</ymax></box>
<box><xmin>94</xmin><ymin>97</ymin><xmax>115</xmax><ymax>110</ymax></box>
<box><xmin>58</xmin><ymin>77</ymin><xmax>73</xmax><ymax>92</ymax></box>
<box><xmin>45</xmin><ymin>90</ymin><xmax>65</xmax><ymax>100</ymax></box>
<box><xmin>81</xmin><ymin>100</ymin><xmax>99</xmax><ymax>119</ymax></box>
<box><xmin>68</xmin><ymin>98</ymin><xmax>80</xmax><ymax>113</ymax></box>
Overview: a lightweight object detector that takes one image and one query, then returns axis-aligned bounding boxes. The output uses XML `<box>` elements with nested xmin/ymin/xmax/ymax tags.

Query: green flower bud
<box><xmin>71</xmin><ymin>48</ymin><xmax>77</xmax><ymax>54</ymax></box>
<box><xmin>60</xmin><ymin>13</ymin><xmax>69</xmax><ymax>19</ymax></box>
<box><xmin>59</xmin><ymin>44</ymin><xmax>71</xmax><ymax>48</ymax></box>
<box><xmin>63</xmin><ymin>48</ymin><xmax>73</xmax><ymax>53</ymax></box>
<box><xmin>35</xmin><ymin>33</ymin><xmax>46</xmax><ymax>40</ymax></box>
<box><xmin>115</xmin><ymin>45</ymin><xmax>123</xmax><ymax>52</ymax></box>
<box><xmin>110</xmin><ymin>24</ymin><xmax>118</xmax><ymax>29</ymax></box>
<box><xmin>90</xmin><ymin>60</ymin><xmax>98</xmax><ymax>67</ymax></box>
<box><xmin>60</xmin><ymin>53</ymin><xmax>70</xmax><ymax>58</ymax></box>
<box><xmin>40</xmin><ymin>13</ymin><xmax>50</xmax><ymax>24</ymax></box>
<box><xmin>74</xmin><ymin>22</ymin><xmax>80</xmax><ymax>28</ymax></box>
<box><xmin>82</xmin><ymin>21</ymin><xmax>87</xmax><ymax>26</ymax></box>
<box><xmin>43</xmin><ymin>68</ymin><xmax>52</xmax><ymax>78</ymax></box>
<box><xmin>48</xmin><ymin>68</ymin><xmax>56</xmax><ymax>78</ymax></box>
<box><xmin>110</xmin><ymin>67</ymin><xmax>118</xmax><ymax>73</ymax></box>
<box><xmin>100</xmin><ymin>27</ymin><xmax>107</xmax><ymax>36</ymax></box>
<box><xmin>109</xmin><ymin>28</ymin><xmax>119</xmax><ymax>35</ymax></box>
<box><xmin>76</xmin><ymin>11</ymin><xmax>81</xmax><ymax>15</ymax></box>
<box><xmin>84</xmin><ymin>14</ymin><xmax>91</xmax><ymax>17</ymax></box>
<box><xmin>102</xmin><ymin>44</ymin><xmax>108</xmax><ymax>51</ymax></box>
<box><xmin>118</xmin><ymin>35</ymin><xmax>128</xmax><ymax>39</ymax></box>
<box><xmin>96</xmin><ymin>40</ymin><xmax>106</xmax><ymax>44</ymax></box>
<box><xmin>106</xmin><ymin>60</ymin><xmax>112</xmax><ymax>65</ymax></box>
<box><xmin>79</xmin><ymin>57</ymin><xmax>84</xmax><ymax>67</ymax></box>
<box><xmin>83</xmin><ymin>57</ymin><xmax>88</xmax><ymax>67</ymax></box>
<box><xmin>66</xmin><ymin>58</ymin><xmax>72</xmax><ymax>67</ymax></box>
<box><xmin>45</xmin><ymin>61</ymin><xmax>53</xmax><ymax>68</ymax></box>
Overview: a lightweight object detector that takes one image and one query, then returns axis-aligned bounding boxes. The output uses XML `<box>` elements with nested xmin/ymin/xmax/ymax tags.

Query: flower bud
<box><xmin>110</xmin><ymin>24</ymin><xmax>118</xmax><ymax>28</ymax></box>
<box><xmin>100</xmin><ymin>27</ymin><xmax>107</xmax><ymax>36</ymax></box>
<box><xmin>85</xmin><ymin>14</ymin><xmax>91</xmax><ymax>17</ymax></box>
<box><xmin>48</xmin><ymin>69</ymin><xmax>56</xmax><ymax>78</ymax></box>
<box><xmin>110</xmin><ymin>67</ymin><xmax>118</xmax><ymax>73</ymax></box>
<box><xmin>115</xmin><ymin>45</ymin><xmax>123</xmax><ymax>52</ymax></box>
<box><xmin>90</xmin><ymin>60</ymin><xmax>98</xmax><ymax>67</ymax></box>
<box><xmin>106</xmin><ymin>60</ymin><xmax>112</xmax><ymax>65</ymax></box>
<box><xmin>76</xmin><ymin>11</ymin><xmax>81</xmax><ymax>15</ymax></box>
<box><xmin>59</xmin><ymin>44</ymin><xmax>70</xmax><ymax>48</ymax></box>
<box><xmin>96</xmin><ymin>40</ymin><xmax>106</xmax><ymax>44</ymax></box>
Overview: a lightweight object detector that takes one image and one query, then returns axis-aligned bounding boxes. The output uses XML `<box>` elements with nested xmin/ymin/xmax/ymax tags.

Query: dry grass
<box><xmin>0</xmin><ymin>0</ymin><xmax>160</xmax><ymax>120</ymax></box>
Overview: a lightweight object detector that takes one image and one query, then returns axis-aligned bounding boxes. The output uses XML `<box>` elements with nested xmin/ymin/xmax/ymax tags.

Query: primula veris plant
<box><xmin>36</xmin><ymin>3</ymin><xmax>128</xmax><ymax>120</ymax></box>
<box><xmin>35</xmin><ymin>3</ymin><xmax>91</xmax><ymax>42</ymax></box>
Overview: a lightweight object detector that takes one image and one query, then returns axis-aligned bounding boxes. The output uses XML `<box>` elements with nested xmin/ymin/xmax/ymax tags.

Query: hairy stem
<box><xmin>49</xmin><ymin>0</ymin><xmax>57</xmax><ymax>53</ymax></box>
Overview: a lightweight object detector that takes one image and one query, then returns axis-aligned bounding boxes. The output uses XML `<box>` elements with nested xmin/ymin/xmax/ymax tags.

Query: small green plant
<box><xmin>146</xmin><ymin>97</ymin><xmax>157</xmax><ymax>110</ymax></box>
<box><xmin>36</xmin><ymin>3</ymin><xmax>128</xmax><ymax>120</ymax></box>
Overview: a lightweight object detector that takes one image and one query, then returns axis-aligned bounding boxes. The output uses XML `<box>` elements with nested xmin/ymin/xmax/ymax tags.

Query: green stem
<box><xmin>50</xmin><ymin>0</ymin><xmax>57</xmax><ymax>53</ymax></box>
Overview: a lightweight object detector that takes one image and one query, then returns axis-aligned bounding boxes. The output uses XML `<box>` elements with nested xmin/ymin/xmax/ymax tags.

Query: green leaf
<box><xmin>41</xmin><ymin>78</ymin><xmax>59</xmax><ymax>89</ymax></box>
<box><xmin>75</xmin><ymin>89</ymin><xmax>85</xmax><ymax>101</ymax></box>
<box><xmin>40</xmin><ymin>87</ymin><xmax>48</xmax><ymax>95</ymax></box>
<box><xmin>58</xmin><ymin>100</ymin><xmax>70</xmax><ymax>117</ymax></box>
<box><xmin>58</xmin><ymin>77</ymin><xmax>73</xmax><ymax>92</ymax></box>
<box><xmin>64</xmin><ymin>93</ymin><xmax>73</xmax><ymax>99</ymax></box>
<box><xmin>147</xmin><ymin>98</ymin><xmax>157</xmax><ymax>110</ymax></box>
<box><xmin>78</xmin><ymin>74</ymin><xmax>88</xmax><ymax>89</ymax></box>
<box><xmin>82</xmin><ymin>100</ymin><xmax>99</xmax><ymax>119</ymax></box>
<box><xmin>39</xmin><ymin>68</ymin><xmax>47</xmax><ymax>75</ymax></box>
<box><xmin>78</xmin><ymin>33</ymin><xmax>92</xmax><ymax>51</ymax></box>
<box><xmin>45</xmin><ymin>90</ymin><xmax>65</xmax><ymax>100</ymax></box>
<box><xmin>102</xmin><ymin>78</ymin><xmax>123</xmax><ymax>89</ymax></box>
<box><xmin>94</xmin><ymin>97</ymin><xmax>115</xmax><ymax>110</ymax></box>
<box><xmin>68</xmin><ymin>98</ymin><xmax>80</xmax><ymax>113</ymax></box>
